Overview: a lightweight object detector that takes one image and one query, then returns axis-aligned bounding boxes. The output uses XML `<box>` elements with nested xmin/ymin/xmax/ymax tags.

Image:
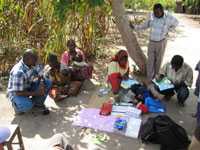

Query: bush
<box><xmin>125</xmin><ymin>0</ymin><xmax>176</xmax><ymax>11</ymax></box>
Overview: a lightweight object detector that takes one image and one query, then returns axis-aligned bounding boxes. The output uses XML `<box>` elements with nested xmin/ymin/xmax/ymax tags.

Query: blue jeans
<box><xmin>11</xmin><ymin>79</ymin><xmax>52</xmax><ymax>113</ymax></box>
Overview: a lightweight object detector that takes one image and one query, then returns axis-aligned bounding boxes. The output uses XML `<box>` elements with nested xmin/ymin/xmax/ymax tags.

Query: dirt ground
<box><xmin>0</xmin><ymin>13</ymin><xmax>200</xmax><ymax>150</ymax></box>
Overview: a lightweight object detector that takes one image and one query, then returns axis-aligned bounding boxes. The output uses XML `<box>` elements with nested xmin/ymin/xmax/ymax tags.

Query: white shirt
<box><xmin>135</xmin><ymin>11</ymin><xmax>179</xmax><ymax>41</ymax></box>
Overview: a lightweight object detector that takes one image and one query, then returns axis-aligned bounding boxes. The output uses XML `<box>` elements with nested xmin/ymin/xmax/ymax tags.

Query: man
<box><xmin>130</xmin><ymin>3</ymin><xmax>179</xmax><ymax>80</ymax></box>
<box><xmin>7</xmin><ymin>49</ymin><xmax>51</xmax><ymax>115</ymax></box>
<box><xmin>157</xmin><ymin>55</ymin><xmax>193</xmax><ymax>106</ymax></box>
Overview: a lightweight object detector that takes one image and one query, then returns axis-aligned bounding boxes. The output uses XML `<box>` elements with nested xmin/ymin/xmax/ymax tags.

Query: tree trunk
<box><xmin>111</xmin><ymin>0</ymin><xmax>147</xmax><ymax>75</ymax></box>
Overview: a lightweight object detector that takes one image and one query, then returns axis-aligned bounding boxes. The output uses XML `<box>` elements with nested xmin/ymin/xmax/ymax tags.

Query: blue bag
<box><xmin>145</xmin><ymin>97</ymin><xmax>166</xmax><ymax>113</ymax></box>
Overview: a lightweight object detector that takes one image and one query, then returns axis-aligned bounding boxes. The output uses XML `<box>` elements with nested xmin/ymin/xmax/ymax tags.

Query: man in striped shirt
<box><xmin>7</xmin><ymin>49</ymin><xmax>52</xmax><ymax>115</ymax></box>
<box><xmin>130</xmin><ymin>3</ymin><xmax>179</xmax><ymax>81</ymax></box>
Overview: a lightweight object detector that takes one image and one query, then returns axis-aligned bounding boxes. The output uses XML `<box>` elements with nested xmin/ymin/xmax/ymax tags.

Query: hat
<box><xmin>0</xmin><ymin>127</ymin><xmax>11</xmax><ymax>143</ymax></box>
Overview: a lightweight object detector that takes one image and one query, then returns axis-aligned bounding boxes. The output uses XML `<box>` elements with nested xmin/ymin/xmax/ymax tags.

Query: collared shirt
<box><xmin>159</xmin><ymin>62</ymin><xmax>193</xmax><ymax>87</ymax></box>
<box><xmin>7</xmin><ymin>59</ymin><xmax>42</xmax><ymax>100</ymax></box>
<box><xmin>135</xmin><ymin>11</ymin><xmax>179</xmax><ymax>41</ymax></box>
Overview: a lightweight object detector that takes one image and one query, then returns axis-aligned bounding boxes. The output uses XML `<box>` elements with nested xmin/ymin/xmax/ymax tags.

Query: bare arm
<box><xmin>132</xmin><ymin>14</ymin><xmax>151</xmax><ymax>30</ymax></box>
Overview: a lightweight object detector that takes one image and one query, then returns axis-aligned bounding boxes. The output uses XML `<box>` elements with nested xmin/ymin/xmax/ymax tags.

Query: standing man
<box><xmin>7</xmin><ymin>49</ymin><xmax>51</xmax><ymax>115</ymax></box>
<box><xmin>130</xmin><ymin>3</ymin><xmax>179</xmax><ymax>81</ymax></box>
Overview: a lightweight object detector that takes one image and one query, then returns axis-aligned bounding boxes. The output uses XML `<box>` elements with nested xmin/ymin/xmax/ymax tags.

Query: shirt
<box><xmin>159</xmin><ymin>62</ymin><xmax>193</xmax><ymax>87</ymax></box>
<box><xmin>7</xmin><ymin>59</ymin><xmax>42</xmax><ymax>100</ymax></box>
<box><xmin>135</xmin><ymin>11</ymin><xmax>179</xmax><ymax>41</ymax></box>
<box><xmin>60</xmin><ymin>48</ymin><xmax>85</xmax><ymax>66</ymax></box>
<box><xmin>108</xmin><ymin>61</ymin><xmax>129</xmax><ymax>77</ymax></box>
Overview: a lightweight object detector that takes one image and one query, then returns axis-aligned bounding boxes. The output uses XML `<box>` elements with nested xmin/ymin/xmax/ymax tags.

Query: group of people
<box><xmin>7</xmin><ymin>39</ymin><xmax>93</xmax><ymax>115</ymax></box>
<box><xmin>106</xmin><ymin>3</ymin><xmax>199</xmax><ymax>150</ymax></box>
<box><xmin>108</xmin><ymin>3</ymin><xmax>193</xmax><ymax>107</ymax></box>
<box><xmin>4</xmin><ymin>2</ymin><xmax>200</xmax><ymax>150</ymax></box>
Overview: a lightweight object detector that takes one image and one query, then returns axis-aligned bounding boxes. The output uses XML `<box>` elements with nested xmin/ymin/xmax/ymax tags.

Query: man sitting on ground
<box><xmin>7</xmin><ymin>49</ymin><xmax>52</xmax><ymax>115</ymax></box>
<box><xmin>156</xmin><ymin>55</ymin><xmax>193</xmax><ymax>106</ymax></box>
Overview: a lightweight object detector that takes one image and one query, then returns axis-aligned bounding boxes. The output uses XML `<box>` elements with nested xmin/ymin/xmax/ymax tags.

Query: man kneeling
<box><xmin>155</xmin><ymin>55</ymin><xmax>193</xmax><ymax>106</ymax></box>
<box><xmin>7</xmin><ymin>49</ymin><xmax>52</xmax><ymax>115</ymax></box>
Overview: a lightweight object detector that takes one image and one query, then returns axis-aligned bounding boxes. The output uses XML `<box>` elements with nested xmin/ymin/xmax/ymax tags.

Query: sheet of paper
<box><xmin>112</xmin><ymin>106</ymin><xmax>141</xmax><ymax>118</ymax></box>
<box><xmin>125</xmin><ymin>117</ymin><xmax>142</xmax><ymax>138</ymax></box>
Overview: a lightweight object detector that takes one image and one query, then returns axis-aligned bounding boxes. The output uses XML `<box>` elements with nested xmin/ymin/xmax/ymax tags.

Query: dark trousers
<box><xmin>197</xmin><ymin>103</ymin><xmax>200</xmax><ymax>126</ymax></box>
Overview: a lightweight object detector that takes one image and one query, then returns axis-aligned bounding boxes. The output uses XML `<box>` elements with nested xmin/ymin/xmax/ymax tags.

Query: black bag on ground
<box><xmin>140</xmin><ymin>115</ymin><xmax>191</xmax><ymax>150</ymax></box>
<box><xmin>131</xmin><ymin>84</ymin><xmax>150</xmax><ymax>103</ymax></box>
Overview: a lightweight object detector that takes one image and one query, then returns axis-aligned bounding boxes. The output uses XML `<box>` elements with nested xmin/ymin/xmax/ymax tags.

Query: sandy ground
<box><xmin>0</xmin><ymin>14</ymin><xmax>200</xmax><ymax>150</ymax></box>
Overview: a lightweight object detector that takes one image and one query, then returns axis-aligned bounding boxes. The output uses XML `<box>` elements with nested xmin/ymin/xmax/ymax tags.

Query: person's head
<box><xmin>171</xmin><ymin>55</ymin><xmax>184</xmax><ymax>72</ymax></box>
<box><xmin>47</xmin><ymin>53</ymin><xmax>60</xmax><ymax>70</ymax></box>
<box><xmin>67</xmin><ymin>39</ymin><xmax>77</xmax><ymax>57</ymax></box>
<box><xmin>153</xmin><ymin>3</ymin><xmax>164</xmax><ymax>18</ymax></box>
<box><xmin>113</xmin><ymin>50</ymin><xmax>128</xmax><ymax>69</ymax></box>
<box><xmin>22</xmin><ymin>49</ymin><xmax>38</xmax><ymax>68</ymax></box>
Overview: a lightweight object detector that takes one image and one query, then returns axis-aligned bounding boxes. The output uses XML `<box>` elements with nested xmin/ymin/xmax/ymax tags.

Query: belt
<box><xmin>150</xmin><ymin>38</ymin><xmax>166</xmax><ymax>42</ymax></box>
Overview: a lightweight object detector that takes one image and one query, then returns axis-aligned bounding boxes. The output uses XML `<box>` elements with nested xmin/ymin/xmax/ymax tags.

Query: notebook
<box><xmin>121</xmin><ymin>79</ymin><xmax>139</xmax><ymax>89</ymax></box>
<box><xmin>152</xmin><ymin>77</ymin><xmax>174</xmax><ymax>91</ymax></box>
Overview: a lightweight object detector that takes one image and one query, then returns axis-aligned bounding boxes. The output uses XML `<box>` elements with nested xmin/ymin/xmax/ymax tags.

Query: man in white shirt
<box><xmin>158</xmin><ymin>55</ymin><xmax>193</xmax><ymax>106</ymax></box>
<box><xmin>130</xmin><ymin>3</ymin><xmax>179</xmax><ymax>81</ymax></box>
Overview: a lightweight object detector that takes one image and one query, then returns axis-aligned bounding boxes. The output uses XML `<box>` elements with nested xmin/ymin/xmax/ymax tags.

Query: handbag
<box><xmin>100</xmin><ymin>101</ymin><xmax>113</xmax><ymax>116</ymax></box>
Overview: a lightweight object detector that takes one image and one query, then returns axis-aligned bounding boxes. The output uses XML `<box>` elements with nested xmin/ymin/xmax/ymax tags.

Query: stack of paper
<box><xmin>112</xmin><ymin>105</ymin><xmax>141</xmax><ymax>118</ymax></box>
<box><xmin>125</xmin><ymin>117</ymin><xmax>142</xmax><ymax>138</ymax></box>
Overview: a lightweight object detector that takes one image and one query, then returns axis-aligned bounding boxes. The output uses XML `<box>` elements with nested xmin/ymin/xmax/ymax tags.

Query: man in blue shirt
<box><xmin>7</xmin><ymin>49</ymin><xmax>51</xmax><ymax>115</ymax></box>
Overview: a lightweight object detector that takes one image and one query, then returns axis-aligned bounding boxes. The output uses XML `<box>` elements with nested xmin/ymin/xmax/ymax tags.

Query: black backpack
<box><xmin>140</xmin><ymin>115</ymin><xmax>191</xmax><ymax>150</ymax></box>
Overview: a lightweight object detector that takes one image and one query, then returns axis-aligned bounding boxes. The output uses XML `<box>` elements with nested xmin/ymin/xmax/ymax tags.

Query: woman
<box><xmin>60</xmin><ymin>39</ymin><xmax>93</xmax><ymax>81</ymax></box>
<box><xmin>107</xmin><ymin>50</ymin><xmax>129</xmax><ymax>94</ymax></box>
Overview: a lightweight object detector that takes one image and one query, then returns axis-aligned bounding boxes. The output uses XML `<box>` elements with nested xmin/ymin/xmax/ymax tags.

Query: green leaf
<box><xmin>89</xmin><ymin>0</ymin><xmax>105</xmax><ymax>7</ymax></box>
